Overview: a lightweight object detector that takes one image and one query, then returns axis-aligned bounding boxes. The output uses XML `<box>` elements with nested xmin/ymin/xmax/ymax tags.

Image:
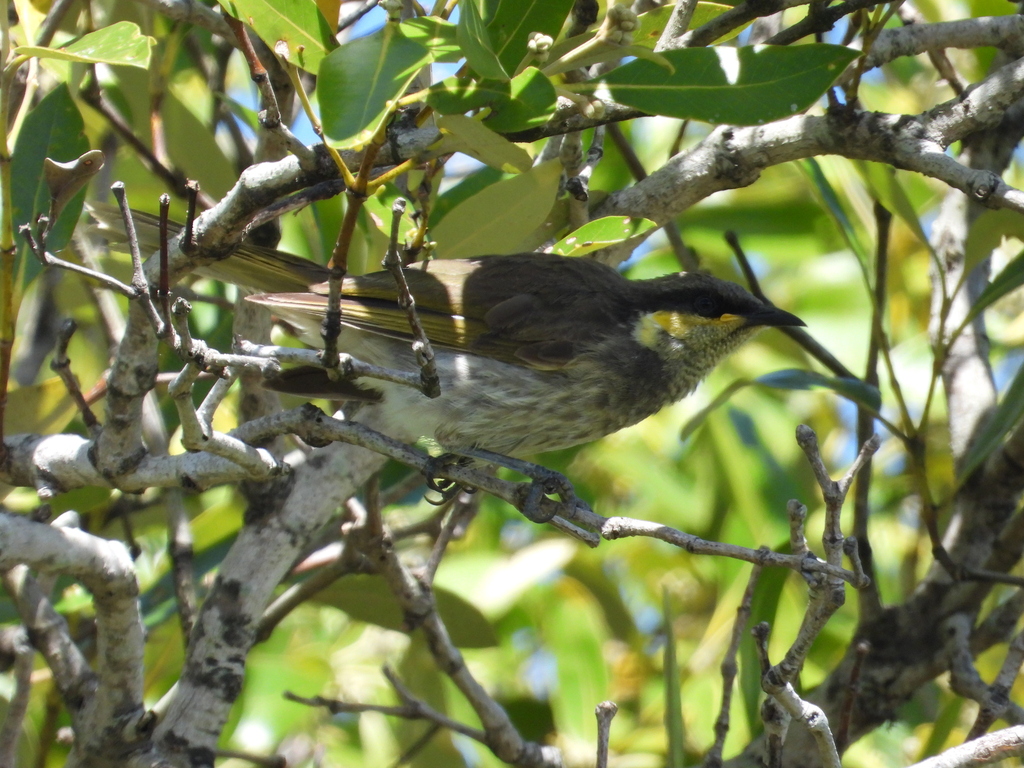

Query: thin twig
<box><xmin>607</xmin><ymin>123</ymin><xmax>697</xmax><ymax>270</ymax></box>
<box><xmin>49</xmin><ymin>319</ymin><xmax>100</xmax><ymax>434</ymax></box>
<box><xmin>422</xmin><ymin>497</ymin><xmax>476</xmax><ymax>583</ymax></box>
<box><xmin>223</xmin><ymin>15</ymin><xmax>281</xmax><ymax>129</ymax></box>
<box><xmin>338</xmin><ymin>0</ymin><xmax>379</xmax><ymax>31</ymax></box>
<box><xmin>704</xmin><ymin>563</ymin><xmax>762</xmax><ymax>768</ymax></box>
<box><xmin>112</xmin><ymin>183</ymin><xmax>168</xmax><ymax>335</ymax></box>
<box><xmin>382</xmin><ymin>199</ymin><xmax>440</xmax><ymax>398</ymax></box>
<box><xmin>851</xmin><ymin>202</ymin><xmax>890</xmax><ymax>619</ymax></box>
<box><xmin>968</xmin><ymin>628</ymin><xmax>1024</xmax><ymax>739</ymax></box>
<box><xmin>787</xmin><ymin>500</ymin><xmax>809</xmax><ymax>559</ymax></box>
<box><xmin>159</xmin><ymin>194</ymin><xmax>171</xmax><ymax>323</ymax></box>
<box><xmin>21</xmin><ymin>224</ymin><xmax>140</xmax><ymax>298</ymax></box>
<box><xmin>564</xmin><ymin>125</ymin><xmax>605</xmax><ymax>229</ymax></box>
<box><xmin>183</xmin><ymin>180</ymin><xmax>199</xmax><ymax>253</ymax></box>
<box><xmin>80</xmin><ymin>79</ymin><xmax>213</xmax><ymax>206</ymax></box>
<box><xmin>391</xmin><ymin>724</ymin><xmax>441</xmax><ymax>768</ymax></box>
<box><xmin>284</xmin><ymin>687</ymin><xmax>487</xmax><ymax>743</ymax></box>
<box><xmin>595</xmin><ymin>701</ymin><xmax>618</xmax><ymax>768</ymax></box>
<box><xmin>725</xmin><ymin>230</ymin><xmax>859</xmax><ymax>380</ymax></box>
<box><xmin>753</xmin><ymin>622</ymin><xmax>842</xmax><ymax>768</ymax></box>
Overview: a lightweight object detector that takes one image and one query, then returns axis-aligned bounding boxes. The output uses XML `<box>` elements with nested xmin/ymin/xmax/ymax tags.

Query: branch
<box><xmin>598</xmin><ymin>51</ymin><xmax>1024</xmax><ymax>226</ymax></box>
<box><xmin>862</xmin><ymin>16</ymin><xmax>1024</xmax><ymax>73</ymax></box>
<box><xmin>908</xmin><ymin>725</ymin><xmax>1024</xmax><ymax>768</ymax></box>
<box><xmin>132</xmin><ymin>0</ymin><xmax>236</xmax><ymax>41</ymax></box>
<box><xmin>0</xmin><ymin>628</ymin><xmax>33</xmax><ymax>768</ymax></box>
<box><xmin>0</xmin><ymin>513</ymin><xmax>147</xmax><ymax>752</ymax></box>
<box><xmin>753</xmin><ymin>623</ymin><xmax>841</xmax><ymax>768</ymax></box>
<box><xmin>360</xmin><ymin>515</ymin><xmax>564</xmax><ymax>768</ymax></box>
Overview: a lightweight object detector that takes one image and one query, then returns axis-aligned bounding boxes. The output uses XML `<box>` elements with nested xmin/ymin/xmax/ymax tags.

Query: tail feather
<box><xmin>86</xmin><ymin>202</ymin><xmax>329</xmax><ymax>294</ymax></box>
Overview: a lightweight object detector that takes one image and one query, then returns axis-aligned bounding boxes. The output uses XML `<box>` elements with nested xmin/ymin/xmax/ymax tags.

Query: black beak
<box><xmin>743</xmin><ymin>305</ymin><xmax>806</xmax><ymax>328</ymax></box>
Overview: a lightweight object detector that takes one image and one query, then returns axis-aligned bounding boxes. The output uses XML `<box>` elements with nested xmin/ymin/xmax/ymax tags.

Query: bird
<box><xmin>88</xmin><ymin>205</ymin><xmax>805</xmax><ymax>459</ymax></box>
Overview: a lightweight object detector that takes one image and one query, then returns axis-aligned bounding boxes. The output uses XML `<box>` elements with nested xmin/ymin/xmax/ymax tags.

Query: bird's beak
<box><xmin>743</xmin><ymin>305</ymin><xmax>806</xmax><ymax>328</ymax></box>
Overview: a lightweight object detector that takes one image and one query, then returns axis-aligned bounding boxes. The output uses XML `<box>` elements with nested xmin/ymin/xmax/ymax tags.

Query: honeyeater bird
<box><xmin>89</xmin><ymin>205</ymin><xmax>804</xmax><ymax>458</ymax></box>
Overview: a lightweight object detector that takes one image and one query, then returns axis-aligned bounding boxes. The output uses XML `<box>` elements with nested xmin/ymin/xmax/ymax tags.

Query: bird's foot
<box><xmin>447</xmin><ymin>447</ymin><xmax>577</xmax><ymax>524</ymax></box>
<box><xmin>422</xmin><ymin>453</ymin><xmax>470</xmax><ymax>504</ymax></box>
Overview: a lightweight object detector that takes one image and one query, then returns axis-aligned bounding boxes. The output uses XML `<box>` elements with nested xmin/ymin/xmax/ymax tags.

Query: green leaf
<box><xmin>634</xmin><ymin>2</ymin><xmax>742</xmax><ymax>47</ymax></box>
<box><xmin>319</xmin><ymin>24</ymin><xmax>430</xmax><ymax>147</ymax></box>
<box><xmin>163</xmin><ymin>91</ymin><xmax>237</xmax><ymax>200</ymax></box>
<box><xmin>741</xmin><ymin>561</ymin><xmax>788</xmax><ymax>732</ymax></box>
<box><xmin>428</xmin><ymin>77</ymin><xmax>509</xmax><ymax>116</ymax></box>
<box><xmin>964</xmin><ymin>208</ymin><xmax>1024</xmax><ymax>275</ymax></box>
<box><xmin>756</xmin><ymin>368</ymin><xmax>882</xmax><ymax>411</ymax></box>
<box><xmin>314</xmin><ymin>574</ymin><xmax>498</xmax><ymax>648</ymax></box>
<box><xmin>564</xmin><ymin>557</ymin><xmax>637</xmax><ymax>641</ymax></box>
<box><xmin>15</xmin><ymin>21</ymin><xmax>154</xmax><ymax>68</ymax></box>
<box><xmin>401</xmin><ymin>16</ymin><xmax>460</xmax><ymax>61</ymax></box>
<box><xmin>486</xmin><ymin>0</ymin><xmax>574</xmax><ymax>74</ymax></box>
<box><xmin>429</xmin><ymin>165</ymin><xmax>507</xmax><ymax>227</ymax></box>
<box><xmin>431</xmin><ymin>159</ymin><xmax>562</xmax><ymax>258</ymax></box>
<box><xmin>856</xmin><ymin>161</ymin><xmax>929</xmax><ymax>246</ymax></box>
<box><xmin>11</xmin><ymin>83</ymin><xmax>90</xmax><ymax>297</ymax></box>
<box><xmin>217</xmin><ymin>0</ymin><xmax>336</xmax><ymax>71</ymax></box>
<box><xmin>958</xmin><ymin>363</ymin><xmax>1024</xmax><ymax>481</ymax></box>
<box><xmin>551</xmin><ymin>216</ymin><xmax>657</xmax><ymax>257</ymax></box>
<box><xmin>916</xmin><ymin>698</ymin><xmax>965</xmax><ymax>760</ymax></box>
<box><xmin>460</xmin><ymin>539</ymin><xmax>578</xmax><ymax>617</ymax></box>
<box><xmin>428</xmin><ymin>67</ymin><xmax>556</xmax><ymax>133</ymax></box>
<box><xmin>543</xmin><ymin>579</ymin><xmax>609</xmax><ymax>742</ymax></box>
<box><xmin>663</xmin><ymin>590</ymin><xmax>685</xmax><ymax>768</ymax></box>
<box><xmin>457</xmin><ymin>0</ymin><xmax>508</xmax><ymax>80</ymax></box>
<box><xmin>802</xmin><ymin>157</ymin><xmax>871</xmax><ymax>266</ymax></box>
<box><xmin>3</xmin><ymin>378</ymin><xmax>76</xmax><ymax>435</ymax></box>
<box><xmin>679</xmin><ymin>378</ymin><xmax>752</xmax><ymax>441</ymax></box>
<box><xmin>432</xmin><ymin>113</ymin><xmax>533</xmax><ymax>172</ymax></box>
<box><xmin>963</xmin><ymin>247</ymin><xmax>1024</xmax><ymax>327</ymax></box>
<box><xmin>574</xmin><ymin>44</ymin><xmax>858</xmax><ymax>125</ymax></box>
<box><xmin>544</xmin><ymin>42</ymin><xmax>676</xmax><ymax>78</ymax></box>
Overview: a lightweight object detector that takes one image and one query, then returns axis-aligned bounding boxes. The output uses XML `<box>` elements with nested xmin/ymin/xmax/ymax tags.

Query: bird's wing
<box><xmin>253</xmin><ymin>256</ymin><xmax>634</xmax><ymax>369</ymax></box>
<box><xmin>252</xmin><ymin>285</ymin><xmax>526</xmax><ymax>365</ymax></box>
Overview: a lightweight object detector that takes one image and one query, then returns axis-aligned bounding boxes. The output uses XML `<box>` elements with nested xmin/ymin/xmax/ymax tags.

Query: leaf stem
<box><xmin>0</xmin><ymin>14</ymin><xmax>18</xmax><ymax>461</ymax></box>
<box><xmin>284</xmin><ymin>60</ymin><xmax>357</xmax><ymax>190</ymax></box>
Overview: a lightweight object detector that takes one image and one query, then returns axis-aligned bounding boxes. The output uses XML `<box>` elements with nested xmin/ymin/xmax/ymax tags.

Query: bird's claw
<box><xmin>424</xmin><ymin>447</ymin><xmax>577</xmax><ymax>523</ymax></box>
<box><xmin>519</xmin><ymin>467</ymin><xmax>576</xmax><ymax>524</ymax></box>
<box><xmin>422</xmin><ymin>453</ymin><xmax>465</xmax><ymax>504</ymax></box>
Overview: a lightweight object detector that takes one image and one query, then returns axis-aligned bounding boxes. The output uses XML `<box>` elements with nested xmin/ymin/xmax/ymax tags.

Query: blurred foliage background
<box><xmin>3</xmin><ymin>0</ymin><xmax>1024</xmax><ymax>765</ymax></box>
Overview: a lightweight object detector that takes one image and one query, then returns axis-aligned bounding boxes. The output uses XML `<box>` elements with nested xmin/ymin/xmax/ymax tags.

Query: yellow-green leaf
<box><xmin>218</xmin><ymin>0</ymin><xmax>336</xmax><ymax>71</ymax></box>
<box><xmin>574</xmin><ymin>44</ymin><xmax>858</xmax><ymax>126</ymax></box>
<box><xmin>314</xmin><ymin>574</ymin><xmax>498</xmax><ymax>648</ymax></box>
<box><xmin>431</xmin><ymin>114</ymin><xmax>532</xmax><ymax>172</ymax></box>
<box><xmin>319</xmin><ymin>24</ymin><xmax>430</xmax><ymax>147</ymax></box>
<box><xmin>551</xmin><ymin>216</ymin><xmax>657</xmax><ymax>257</ymax></box>
<box><xmin>3</xmin><ymin>378</ymin><xmax>77</xmax><ymax>435</ymax></box>
<box><xmin>16</xmin><ymin>21</ymin><xmax>154</xmax><ymax>68</ymax></box>
<box><xmin>431</xmin><ymin>159</ymin><xmax>562</xmax><ymax>258</ymax></box>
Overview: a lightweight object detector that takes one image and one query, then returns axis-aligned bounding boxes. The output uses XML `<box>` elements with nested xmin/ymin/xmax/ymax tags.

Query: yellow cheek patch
<box><xmin>653</xmin><ymin>310</ymin><xmax>693</xmax><ymax>337</ymax></box>
<box><xmin>635</xmin><ymin>313</ymin><xmax>666</xmax><ymax>348</ymax></box>
<box><xmin>637</xmin><ymin>310</ymin><xmax>746</xmax><ymax>345</ymax></box>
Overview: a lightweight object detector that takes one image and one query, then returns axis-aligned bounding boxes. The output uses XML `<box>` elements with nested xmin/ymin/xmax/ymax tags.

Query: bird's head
<box><xmin>630</xmin><ymin>272</ymin><xmax>805</xmax><ymax>369</ymax></box>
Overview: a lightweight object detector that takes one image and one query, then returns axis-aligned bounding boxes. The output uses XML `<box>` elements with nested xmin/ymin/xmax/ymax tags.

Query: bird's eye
<box><xmin>694</xmin><ymin>296</ymin><xmax>718</xmax><ymax>318</ymax></box>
